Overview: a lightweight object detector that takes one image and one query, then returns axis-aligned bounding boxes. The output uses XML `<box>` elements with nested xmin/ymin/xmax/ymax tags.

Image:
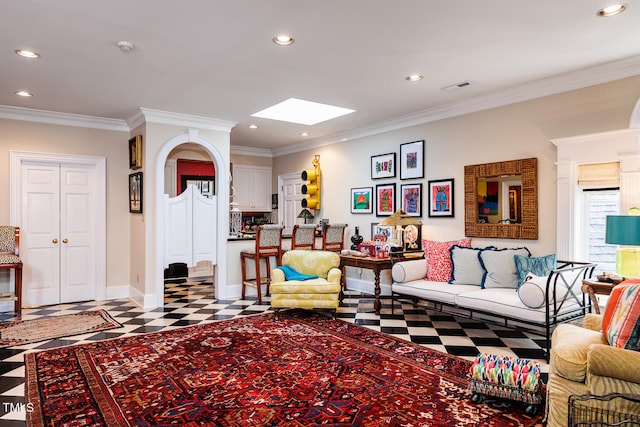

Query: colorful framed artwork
<box><xmin>370</xmin><ymin>223</ymin><xmax>394</xmax><ymax>242</ymax></box>
<box><xmin>375</xmin><ymin>183</ymin><xmax>396</xmax><ymax>216</ymax></box>
<box><xmin>350</xmin><ymin>187</ymin><xmax>373</xmax><ymax>214</ymax></box>
<box><xmin>129</xmin><ymin>172</ymin><xmax>143</xmax><ymax>214</ymax></box>
<box><xmin>428</xmin><ymin>178</ymin><xmax>454</xmax><ymax>217</ymax></box>
<box><xmin>403</xmin><ymin>224</ymin><xmax>422</xmax><ymax>251</ymax></box>
<box><xmin>400</xmin><ymin>183</ymin><xmax>422</xmax><ymax>217</ymax></box>
<box><xmin>399</xmin><ymin>140</ymin><xmax>424</xmax><ymax>180</ymax></box>
<box><xmin>128</xmin><ymin>135</ymin><xmax>142</xmax><ymax>170</ymax></box>
<box><xmin>478</xmin><ymin>179</ymin><xmax>499</xmax><ymax>216</ymax></box>
<box><xmin>371</xmin><ymin>152</ymin><xmax>396</xmax><ymax>179</ymax></box>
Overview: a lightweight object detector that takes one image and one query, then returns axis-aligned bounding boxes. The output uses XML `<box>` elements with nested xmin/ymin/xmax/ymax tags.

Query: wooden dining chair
<box><xmin>240</xmin><ymin>225</ymin><xmax>284</xmax><ymax>303</ymax></box>
<box><xmin>321</xmin><ymin>223</ymin><xmax>348</xmax><ymax>253</ymax></box>
<box><xmin>0</xmin><ymin>226</ymin><xmax>23</xmax><ymax>317</ymax></box>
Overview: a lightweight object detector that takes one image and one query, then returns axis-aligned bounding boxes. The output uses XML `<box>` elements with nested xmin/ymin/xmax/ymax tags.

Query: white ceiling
<box><xmin>2</xmin><ymin>1</ymin><xmax>639</xmax><ymax>155</ymax></box>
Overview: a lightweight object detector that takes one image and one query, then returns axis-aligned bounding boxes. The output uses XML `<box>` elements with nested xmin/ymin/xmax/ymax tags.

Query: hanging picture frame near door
<box><xmin>129</xmin><ymin>135</ymin><xmax>142</xmax><ymax>169</ymax></box>
<box><xmin>129</xmin><ymin>172</ymin><xmax>143</xmax><ymax>213</ymax></box>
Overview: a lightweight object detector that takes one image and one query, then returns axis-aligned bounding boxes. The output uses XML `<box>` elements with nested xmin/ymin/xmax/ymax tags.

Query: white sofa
<box><xmin>391</xmin><ymin>255</ymin><xmax>596</xmax><ymax>359</ymax></box>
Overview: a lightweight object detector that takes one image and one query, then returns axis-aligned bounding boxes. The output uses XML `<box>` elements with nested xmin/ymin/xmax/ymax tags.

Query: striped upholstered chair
<box><xmin>269</xmin><ymin>250</ymin><xmax>341</xmax><ymax>313</ymax></box>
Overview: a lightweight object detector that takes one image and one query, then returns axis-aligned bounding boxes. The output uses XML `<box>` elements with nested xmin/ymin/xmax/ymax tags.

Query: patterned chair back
<box><xmin>291</xmin><ymin>224</ymin><xmax>317</xmax><ymax>250</ymax></box>
<box><xmin>0</xmin><ymin>226</ymin><xmax>17</xmax><ymax>254</ymax></box>
<box><xmin>255</xmin><ymin>224</ymin><xmax>284</xmax><ymax>256</ymax></box>
<box><xmin>322</xmin><ymin>223</ymin><xmax>347</xmax><ymax>252</ymax></box>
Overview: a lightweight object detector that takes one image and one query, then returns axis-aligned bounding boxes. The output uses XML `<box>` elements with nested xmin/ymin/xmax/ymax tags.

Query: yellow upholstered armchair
<box><xmin>546</xmin><ymin>313</ymin><xmax>640</xmax><ymax>426</ymax></box>
<box><xmin>269</xmin><ymin>249</ymin><xmax>342</xmax><ymax>312</ymax></box>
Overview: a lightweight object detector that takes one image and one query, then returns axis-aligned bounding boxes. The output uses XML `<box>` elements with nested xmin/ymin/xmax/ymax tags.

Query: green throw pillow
<box><xmin>514</xmin><ymin>254</ymin><xmax>557</xmax><ymax>288</ymax></box>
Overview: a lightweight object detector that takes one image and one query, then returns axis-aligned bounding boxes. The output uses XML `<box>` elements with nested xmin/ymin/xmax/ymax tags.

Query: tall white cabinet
<box><xmin>233</xmin><ymin>165</ymin><xmax>272</xmax><ymax>211</ymax></box>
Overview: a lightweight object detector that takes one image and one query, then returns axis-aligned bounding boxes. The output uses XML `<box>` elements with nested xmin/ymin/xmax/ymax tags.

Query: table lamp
<box><xmin>605</xmin><ymin>214</ymin><xmax>640</xmax><ymax>278</ymax></box>
<box><xmin>297</xmin><ymin>208</ymin><xmax>314</xmax><ymax>224</ymax></box>
<box><xmin>379</xmin><ymin>210</ymin><xmax>422</xmax><ymax>247</ymax></box>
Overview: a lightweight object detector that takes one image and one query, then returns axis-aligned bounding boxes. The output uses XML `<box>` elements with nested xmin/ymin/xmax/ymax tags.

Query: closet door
<box><xmin>59</xmin><ymin>164</ymin><xmax>96</xmax><ymax>303</ymax></box>
<box><xmin>22</xmin><ymin>162</ymin><xmax>61</xmax><ymax>307</ymax></box>
<box><xmin>21</xmin><ymin>161</ymin><xmax>97</xmax><ymax>307</ymax></box>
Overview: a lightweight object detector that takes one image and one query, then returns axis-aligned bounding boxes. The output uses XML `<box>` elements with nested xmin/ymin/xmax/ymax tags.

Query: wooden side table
<box><xmin>581</xmin><ymin>279</ymin><xmax>621</xmax><ymax>314</ymax></box>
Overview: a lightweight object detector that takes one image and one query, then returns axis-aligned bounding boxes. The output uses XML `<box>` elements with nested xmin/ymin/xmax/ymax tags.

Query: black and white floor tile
<box><xmin>0</xmin><ymin>281</ymin><xmax>550</xmax><ymax>425</ymax></box>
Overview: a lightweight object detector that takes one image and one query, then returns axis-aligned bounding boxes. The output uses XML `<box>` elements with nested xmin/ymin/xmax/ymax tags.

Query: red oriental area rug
<box><xmin>25</xmin><ymin>311</ymin><xmax>544</xmax><ymax>426</ymax></box>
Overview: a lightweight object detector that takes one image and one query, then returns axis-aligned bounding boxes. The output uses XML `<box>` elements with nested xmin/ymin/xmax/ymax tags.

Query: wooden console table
<box><xmin>581</xmin><ymin>278</ymin><xmax>621</xmax><ymax>314</ymax></box>
<box><xmin>339</xmin><ymin>252</ymin><xmax>423</xmax><ymax>315</ymax></box>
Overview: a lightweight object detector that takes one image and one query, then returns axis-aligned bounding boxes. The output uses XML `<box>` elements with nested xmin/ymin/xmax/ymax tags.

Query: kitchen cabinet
<box><xmin>233</xmin><ymin>165</ymin><xmax>272</xmax><ymax>211</ymax></box>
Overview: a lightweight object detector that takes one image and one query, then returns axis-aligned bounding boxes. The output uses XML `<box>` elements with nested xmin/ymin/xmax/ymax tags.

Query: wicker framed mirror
<box><xmin>464</xmin><ymin>157</ymin><xmax>538</xmax><ymax>240</ymax></box>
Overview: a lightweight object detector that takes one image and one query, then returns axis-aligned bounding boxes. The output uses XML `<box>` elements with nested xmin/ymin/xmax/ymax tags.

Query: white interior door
<box><xmin>60</xmin><ymin>164</ymin><xmax>97</xmax><ymax>303</ymax></box>
<box><xmin>279</xmin><ymin>174</ymin><xmax>305</xmax><ymax>232</ymax></box>
<box><xmin>21</xmin><ymin>161</ymin><xmax>98</xmax><ymax>306</ymax></box>
<box><xmin>22</xmin><ymin>162</ymin><xmax>61</xmax><ymax>307</ymax></box>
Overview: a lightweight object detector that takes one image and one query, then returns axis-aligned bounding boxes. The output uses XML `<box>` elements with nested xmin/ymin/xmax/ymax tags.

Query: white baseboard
<box><xmin>105</xmin><ymin>285</ymin><xmax>130</xmax><ymax>300</ymax></box>
<box><xmin>129</xmin><ymin>286</ymin><xmax>156</xmax><ymax>309</ymax></box>
<box><xmin>345</xmin><ymin>277</ymin><xmax>392</xmax><ymax>296</ymax></box>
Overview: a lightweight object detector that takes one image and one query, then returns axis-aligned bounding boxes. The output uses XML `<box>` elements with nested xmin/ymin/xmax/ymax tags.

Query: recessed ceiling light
<box><xmin>252</xmin><ymin>98</ymin><xmax>355</xmax><ymax>125</ymax></box>
<box><xmin>116</xmin><ymin>41</ymin><xmax>135</xmax><ymax>52</ymax></box>
<box><xmin>300</xmin><ymin>132</ymin><xmax>309</xmax><ymax>137</ymax></box>
<box><xmin>248</xmin><ymin>124</ymin><xmax>258</xmax><ymax>129</ymax></box>
<box><xmin>15</xmin><ymin>49</ymin><xmax>40</xmax><ymax>59</ymax></box>
<box><xmin>15</xmin><ymin>91</ymin><xmax>33</xmax><ymax>97</ymax></box>
<box><xmin>405</xmin><ymin>74</ymin><xmax>423</xmax><ymax>82</ymax></box>
<box><xmin>273</xmin><ymin>35</ymin><xmax>295</xmax><ymax>46</ymax></box>
<box><xmin>597</xmin><ymin>3</ymin><xmax>627</xmax><ymax>16</ymax></box>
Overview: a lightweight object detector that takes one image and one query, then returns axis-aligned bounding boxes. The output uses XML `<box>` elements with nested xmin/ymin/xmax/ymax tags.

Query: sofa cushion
<box><xmin>449</xmin><ymin>245</ymin><xmax>493</xmax><ymax>286</ymax></box>
<box><xmin>479</xmin><ymin>247</ymin><xmax>531</xmax><ymax>289</ymax></box>
<box><xmin>551</xmin><ymin>323</ymin><xmax>608</xmax><ymax>383</ymax></box>
<box><xmin>514</xmin><ymin>253</ymin><xmax>557</xmax><ymax>287</ymax></box>
<box><xmin>392</xmin><ymin>260</ymin><xmax>428</xmax><ymax>283</ymax></box>
<box><xmin>604</xmin><ymin>282</ymin><xmax>640</xmax><ymax>351</ymax></box>
<box><xmin>517</xmin><ymin>273</ymin><xmax>547</xmax><ymax>308</ymax></box>
<box><xmin>423</xmin><ymin>238</ymin><xmax>471</xmax><ymax>282</ymax></box>
<box><xmin>393</xmin><ymin>280</ymin><xmax>478</xmax><ymax>305</ymax></box>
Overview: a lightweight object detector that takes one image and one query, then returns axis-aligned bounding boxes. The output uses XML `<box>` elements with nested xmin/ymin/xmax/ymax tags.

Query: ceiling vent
<box><xmin>441</xmin><ymin>81</ymin><xmax>472</xmax><ymax>92</ymax></box>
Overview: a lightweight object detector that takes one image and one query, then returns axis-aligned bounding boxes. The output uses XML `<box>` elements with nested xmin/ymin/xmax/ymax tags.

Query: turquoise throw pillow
<box><xmin>514</xmin><ymin>254</ymin><xmax>557</xmax><ymax>288</ymax></box>
<box><xmin>278</xmin><ymin>265</ymin><xmax>318</xmax><ymax>281</ymax></box>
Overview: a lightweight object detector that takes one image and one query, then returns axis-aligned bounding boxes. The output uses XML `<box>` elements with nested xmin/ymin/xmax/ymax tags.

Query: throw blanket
<box><xmin>278</xmin><ymin>265</ymin><xmax>318</xmax><ymax>281</ymax></box>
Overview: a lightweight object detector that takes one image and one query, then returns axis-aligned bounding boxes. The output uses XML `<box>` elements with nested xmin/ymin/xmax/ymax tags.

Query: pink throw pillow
<box><xmin>423</xmin><ymin>238</ymin><xmax>472</xmax><ymax>282</ymax></box>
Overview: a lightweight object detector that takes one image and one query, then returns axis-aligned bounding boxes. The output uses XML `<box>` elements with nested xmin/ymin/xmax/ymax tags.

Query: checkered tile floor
<box><xmin>0</xmin><ymin>281</ymin><xmax>550</xmax><ymax>425</ymax></box>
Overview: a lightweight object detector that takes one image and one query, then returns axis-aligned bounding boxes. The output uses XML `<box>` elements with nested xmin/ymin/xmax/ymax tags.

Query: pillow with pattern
<box><xmin>423</xmin><ymin>238</ymin><xmax>471</xmax><ymax>282</ymax></box>
<box><xmin>603</xmin><ymin>281</ymin><xmax>640</xmax><ymax>350</ymax></box>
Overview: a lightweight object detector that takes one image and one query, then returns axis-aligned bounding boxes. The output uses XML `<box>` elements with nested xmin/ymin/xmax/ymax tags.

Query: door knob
<box><xmin>52</xmin><ymin>238</ymin><xmax>58</xmax><ymax>244</ymax></box>
<box><xmin>62</xmin><ymin>238</ymin><xmax>69</xmax><ymax>244</ymax></box>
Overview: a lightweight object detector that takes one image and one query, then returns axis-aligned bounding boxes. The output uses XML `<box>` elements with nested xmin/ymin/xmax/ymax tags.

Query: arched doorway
<box><xmin>155</xmin><ymin>130</ymin><xmax>229</xmax><ymax>307</ymax></box>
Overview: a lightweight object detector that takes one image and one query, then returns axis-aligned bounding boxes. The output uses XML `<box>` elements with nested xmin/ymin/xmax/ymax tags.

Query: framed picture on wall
<box><xmin>399</xmin><ymin>140</ymin><xmax>424</xmax><ymax>180</ymax></box>
<box><xmin>375</xmin><ymin>183</ymin><xmax>396</xmax><ymax>216</ymax></box>
<box><xmin>129</xmin><ymin>172</ymin><xmax>143</xmax><ymax>214</ymax></box>
<box><xmin>371</xmin><ymin>152</ymin><xmax>396</xmax><ymax>179</ymax></box>
<box><xmin>181</xmin><ymin>175</ymin><xmax>215</xmax><ymax>197</ymax></box>
<box><xmin>428</xmin><ymin>178</ymin><xmax>454</xmax><ymax>217</ymax></box>
<box><xmin>371</xmin><ymin>223</ymin><xmax>394</xmax><ymax>242</ymax></box>
<box><xmin>350</xmin><ymin>187</ymin><xmax>373</xmax><ymax>214</ymax></box>
<box><xmin>128</xmin><ymin>135</ymin><xmax>142</xmax><ymax>170</ymax></box>
<box><xmin>400</xmin><ymin>183</ymin><xmax>422</xmax><ymax>217</ymax></box>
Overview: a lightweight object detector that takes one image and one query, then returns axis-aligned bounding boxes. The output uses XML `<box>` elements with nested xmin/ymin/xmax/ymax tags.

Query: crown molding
<box><xmin>131</xmin><ymin>108</ymin><xmax>237</xmax><ymax>133</ymax></box>
<box><xmin>231</xmin><ymin>145</ymin><xmax>273</xmax><ymax>158</ymax></box>
<box><xmin>274</xmin><ymin>54</ymin><xmax>640</xmax><ymax>156</ymax></box>
<box><xmin>0</xmin><ymin>105</ymin><xmax>129</xmax><ymax>131</ymax></box>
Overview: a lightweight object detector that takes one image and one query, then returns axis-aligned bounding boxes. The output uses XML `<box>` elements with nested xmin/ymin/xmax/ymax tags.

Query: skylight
<box><xmin>251</xmin><ymin>98</ymin><xmax>355</xmax><ymax>125</ymax></box>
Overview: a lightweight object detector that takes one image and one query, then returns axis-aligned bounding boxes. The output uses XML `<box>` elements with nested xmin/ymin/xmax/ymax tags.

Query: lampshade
<box><xmin>297</xmin><ymin>208</ymin><xmax>314</xmax><ymax>224</ymax></box>
<box><xmin>605</xmin><ymin>215</ymin><xmax>640</xmax><ymax>245</ymax></box>
<box><xmin>297</xmin><ymin>209</ymin><xmax>314</xmax><ymax>219</ymax></box>
<box><xmin>379</xmin><ymin>210</ymin><xmax>422</xmax><ymax>226</ymax></box>
<box><xmin>606</xmin><ymin>215</ymin><xmax>640</xmax><ymax>278</ymax></box>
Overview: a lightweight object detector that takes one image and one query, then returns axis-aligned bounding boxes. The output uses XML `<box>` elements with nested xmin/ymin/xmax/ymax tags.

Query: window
<box><xmin>581</xmin><ymin>189</ymin><xmax>619</xmax><ymax>274</ymax></box>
